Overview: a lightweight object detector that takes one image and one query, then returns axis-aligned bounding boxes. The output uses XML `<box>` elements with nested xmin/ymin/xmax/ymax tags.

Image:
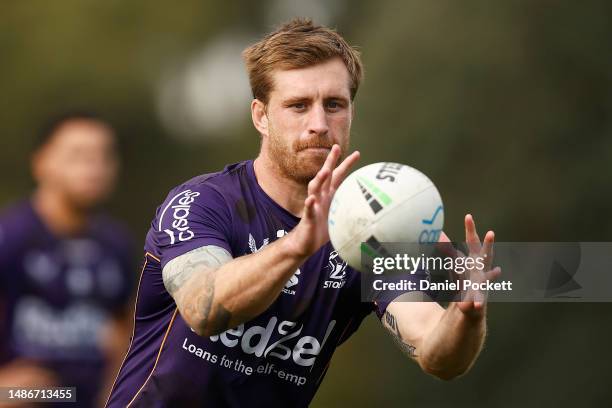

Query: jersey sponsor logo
<box><xmin>248</xmin><ymin>230</ymin><xmax>300</xmax><ymax>295</ymax></box>
<box><xmin>323</xmin><ymin>250</ymin><xmax>348</xmax><ymax>289</ymax></box>
<box><xmin>208</xmin><ymin>316</ymin><xmax>336</xmax><ymax>367</ymax></box>
<box><xmin>159</xmin><ymin>189</ymin><xmax>201</xmax><ymax>245</ymax></box>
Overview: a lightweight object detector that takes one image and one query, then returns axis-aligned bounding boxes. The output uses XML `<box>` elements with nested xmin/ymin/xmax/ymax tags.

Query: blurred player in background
<box><xmin>107</xmin><ymin>19</ymin><xmax>498</xmax><ymax>407</ymax></box>
<box><xmin>0</xmin><ymin>112</ymin><xmax>135</xmax><ymax>407</ymax></box>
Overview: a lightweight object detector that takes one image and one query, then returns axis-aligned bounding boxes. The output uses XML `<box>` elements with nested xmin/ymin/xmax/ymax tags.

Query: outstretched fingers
<box><xmin>303</xmin><ymin>194</ymin><xmax>316</xmax><ymax>221</ymax></box>
<box><xmin>321</xmin><ymin>150</ymin><xmax>338</xmax><ymax>194</ymax></box>
<box><xmin>331</xmin><ymin>150</ymin><xmax>360</xmax><ymax>190</ymax></box>
<box><xmin>308</xmin><ymin>166</ymin><xmax>330</xmax><ymax>196</ymax></box>
<box><xmin>465</xmin><ymin>214</ymin><xmax>482</xmax><ymax>255</ymax></box>
<box><xmin>308</xmin><ymin>145</ymin><xmax>340</xmax><ymax>196</ymax></box>
<box><xmin>304</xmin><ymin>145</ymin><xmax>360</xmax><ymax>227</ymax></box>
<box><xmin>481</xmin><ymin>230</ymin><xmax>495</xmax><ymax>270</ymax></box>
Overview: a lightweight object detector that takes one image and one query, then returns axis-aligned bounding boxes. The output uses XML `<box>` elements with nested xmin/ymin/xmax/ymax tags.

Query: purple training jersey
<box><xmin>107</xmin><ymin>160</ymin><xmax>424</xmax><ymax>407</ymax></box>
<box><xmin>0</xmin><ymin>201</ymin><xmax>135</xmax><ymax>407</ymax></box>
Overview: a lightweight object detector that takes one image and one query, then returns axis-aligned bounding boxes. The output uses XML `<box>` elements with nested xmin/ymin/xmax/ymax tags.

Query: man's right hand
<box><xmin>287</xmin><ymin>144</ymin><xmax>360</xmax><ymax>257</ymax></box>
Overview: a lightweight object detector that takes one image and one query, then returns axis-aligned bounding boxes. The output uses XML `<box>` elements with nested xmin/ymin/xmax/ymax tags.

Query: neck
<box><xmin>253</xmin><ymin>152</ymin><xmax>308</xmax><ymax>218</ymax></box>
<box><xmin>32</xmin><ymin>187</ymin><xmax>89</xmax><ymax>236</ymax></box>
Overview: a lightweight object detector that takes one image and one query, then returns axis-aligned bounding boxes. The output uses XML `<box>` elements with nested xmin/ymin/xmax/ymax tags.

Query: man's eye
<box><xmin>291</xmin><ymin>103</ymin><xmax>306</xmax><ymax>110</ymax></box>
<box><xmin>327</xmin><ymin>100</ymin><xmax>345</xmax><ymax>109</ymax></box>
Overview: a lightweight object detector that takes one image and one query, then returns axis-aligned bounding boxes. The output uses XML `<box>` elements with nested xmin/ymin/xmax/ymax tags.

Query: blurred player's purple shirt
<box><xmin>107</xmin><ymin>160</ymin><xmax>423</xmax><ymax>407</ymax></box>
<box><xmin>0</xmin><ymin>201</ymin><xmax>134</xmax><ymax>407</ymax></box>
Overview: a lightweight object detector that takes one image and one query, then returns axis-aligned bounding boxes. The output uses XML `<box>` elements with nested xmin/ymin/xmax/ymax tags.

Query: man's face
<box><xmin>262</xmin><ymin>57</ymin><xmax>353</xmax><ymax>183</ymax></box>
<box><xmin>34</xmin><ymin>120</ymin><xmax>119</xmax><ymax>210</ymax></box>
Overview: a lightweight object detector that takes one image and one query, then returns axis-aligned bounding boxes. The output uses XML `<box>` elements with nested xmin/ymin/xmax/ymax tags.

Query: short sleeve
<box><xmin>150</xmin><ymin>184</ymin><xmax>233</xmax><ymax>269</ymax></box>
<box><xmin>371</xmin><ymin>267</ymin><xmax>435</xmax><ymax>319</ymax></box>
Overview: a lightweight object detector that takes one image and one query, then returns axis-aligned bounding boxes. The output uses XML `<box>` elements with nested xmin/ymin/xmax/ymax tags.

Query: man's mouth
<box><xmin>300</xmin><ymin>146</ymin><xmax>331</xmax><ymax>153</ymax></box>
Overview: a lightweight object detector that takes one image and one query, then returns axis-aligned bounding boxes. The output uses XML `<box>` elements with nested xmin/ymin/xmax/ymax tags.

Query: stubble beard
<box><xmin>266</xmin><ymin>126</ymin><xmax>348</xmax><ymax>185</ymax></box>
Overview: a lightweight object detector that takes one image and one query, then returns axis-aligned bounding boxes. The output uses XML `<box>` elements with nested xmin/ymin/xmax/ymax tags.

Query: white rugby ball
<box><xmin>328</xmin><ymin>162</ymin><xmax>444</xmax><ymax>272</ymax></box>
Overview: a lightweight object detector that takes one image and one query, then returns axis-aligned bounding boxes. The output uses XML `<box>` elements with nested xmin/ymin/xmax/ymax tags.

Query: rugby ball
<box><xmin>328</xmin><ymin>162</ymin><xmax>444</xmax><ymax>271</ymax></box>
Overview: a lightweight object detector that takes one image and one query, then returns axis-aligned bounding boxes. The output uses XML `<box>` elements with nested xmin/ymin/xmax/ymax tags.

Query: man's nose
<box><xmin>307</xmin><ymin>104</ymin><xmax>329</xmax><ymax>135</ymax></box>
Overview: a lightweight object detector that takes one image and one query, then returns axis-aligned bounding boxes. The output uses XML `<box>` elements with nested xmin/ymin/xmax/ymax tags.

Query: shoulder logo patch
<box><xmin>159</xmin><ymin>189</ymin><xmax>201</xmax><ymax>245</ymax></box>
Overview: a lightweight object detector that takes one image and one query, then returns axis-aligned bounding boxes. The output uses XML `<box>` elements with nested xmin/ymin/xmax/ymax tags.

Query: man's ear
<box><xmin>251</xmin><ymin>99</ymin><xmax>269</xmax><ymax>137</ymax></box>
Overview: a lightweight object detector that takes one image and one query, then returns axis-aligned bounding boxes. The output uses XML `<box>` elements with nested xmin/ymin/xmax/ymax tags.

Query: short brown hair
<box><xmin>242</xmin><ymin>18</ymin><xmax>363</xmax><ymax>104</ymax></box>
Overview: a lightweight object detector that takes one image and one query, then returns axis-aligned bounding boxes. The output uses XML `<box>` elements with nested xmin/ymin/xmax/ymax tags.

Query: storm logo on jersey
<box><xmin>323</xmin><ymin>250</ymin><xmax>348</xmax><ymax>289</ymax></box>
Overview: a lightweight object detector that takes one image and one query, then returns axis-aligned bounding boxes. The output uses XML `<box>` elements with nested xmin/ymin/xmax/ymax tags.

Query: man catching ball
<box><xmin>106</xmin><ymin>18</ymin><xmax>498</xmax><ymax>407</ymax></box>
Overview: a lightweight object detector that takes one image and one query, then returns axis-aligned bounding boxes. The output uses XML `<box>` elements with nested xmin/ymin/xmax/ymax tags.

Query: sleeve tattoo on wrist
<box><xmin>384</xmin><ymin>310</ymin><xmax>417</xmax><ymax>357</ymax></box>
<box><xmin>163</xmin><ymin>245</ymin><xmax>233</xmax><ymax>333</ymax></box>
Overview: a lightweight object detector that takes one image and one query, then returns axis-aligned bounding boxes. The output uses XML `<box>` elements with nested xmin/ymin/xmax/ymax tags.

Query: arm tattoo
<box><xmin>163</xmin><ymin>246</ymin><xmax>233</xmax><ymax>333</ymax></box>
<box><xmin>189</xmin><ymin>267</ymin><xmax>232</xmax><ymax>335</ymax></box>
<box><xmin>162</xmin><ymin>245</ymin><xmax>232</xmax><ymax>295</ymax></box>
<box><xmin>384</xmin><ymin>310</ymin><xmax>418</xmax><ymax>358</ymax></box>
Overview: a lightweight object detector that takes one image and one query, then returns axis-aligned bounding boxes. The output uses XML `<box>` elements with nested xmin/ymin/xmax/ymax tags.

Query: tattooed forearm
<box><xmin>162</xmin><ymin>245</ymin><xmax>232</xmax><ymax>295</ymax></box>
<box><xmin>185</xmin><ymin>266</ymin><xmax>233</xmax><ymax>335</ymax></box>
<box><xmin>384</xmin><ymin>311</ymin><xmax>418</xmax><ymax>357</ymax></box>
<box><xmin>163</xmin><ymin>245</ymin><xmax>233</xmax><ymax>335</ymax></box>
